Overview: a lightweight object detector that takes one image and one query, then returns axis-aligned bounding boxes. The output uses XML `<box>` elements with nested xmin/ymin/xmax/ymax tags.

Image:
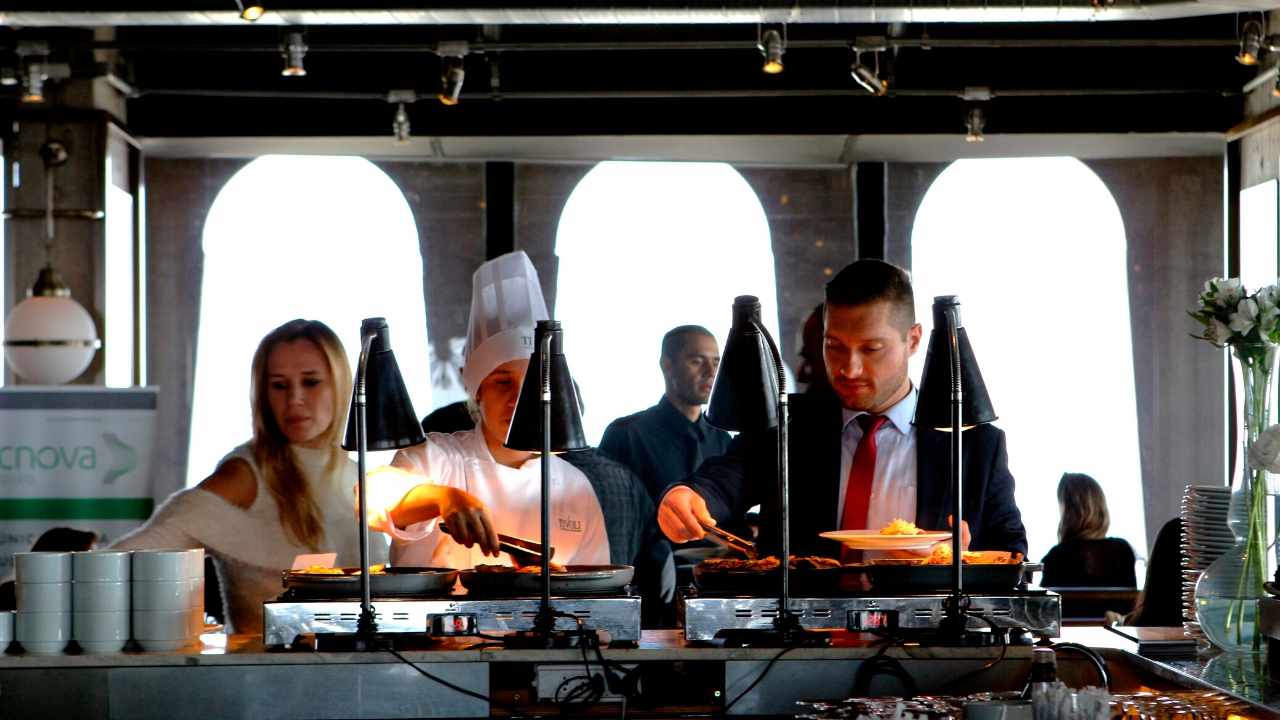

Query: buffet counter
<box><xmin>2</xmin><ymin>627</ymin><xmax>1277</xmax><ymax>718</ymax></box>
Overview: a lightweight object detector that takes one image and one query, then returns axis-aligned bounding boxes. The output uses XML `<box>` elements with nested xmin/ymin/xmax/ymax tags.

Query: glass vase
<box><xmin>1195</xmin><ymin>342</ymin><xmax>1276</xmax><ymax>654</ymax></box>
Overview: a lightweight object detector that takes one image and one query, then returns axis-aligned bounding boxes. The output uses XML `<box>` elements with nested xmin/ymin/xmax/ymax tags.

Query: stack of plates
<box><xmin>1181</xmin><ymin>485</ymin><xmax>1232</xmax><ymax>643</ymax></box>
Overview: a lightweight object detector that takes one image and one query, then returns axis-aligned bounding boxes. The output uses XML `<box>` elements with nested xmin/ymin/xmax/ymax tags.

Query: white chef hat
<box><xmin>461</xmin><ymin>250</ymin><xmax>550</xmax><ymax>398</ymax></box>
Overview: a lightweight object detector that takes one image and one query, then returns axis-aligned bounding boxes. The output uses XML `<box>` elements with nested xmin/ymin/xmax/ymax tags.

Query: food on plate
<box><xmin>925</xmin><ymin>545</ymin><xmax>1023</xmax><ymax>565</ymax></box>
<box><xmin>879</xmin><ymin>518</ymin><xmax>924</xmax><ymax>536</ymax></box>
<box><xmin>474</xmin><ymin>561</ymin><xmax>568</xmax><ymax>574</ymax></box>
<box><xmin>699</xmin><ymin>555</ymin><xmax>843</xmax><ymax>572</ymax></box>
<box><xmin>297</xmin><ymin>565</ymin><xmax>344</xmax><ymax>575</ymax></box>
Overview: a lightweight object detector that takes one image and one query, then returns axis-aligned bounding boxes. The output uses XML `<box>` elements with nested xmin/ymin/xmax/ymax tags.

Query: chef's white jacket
<box><xmin>367</xmin><ymin>427</ymin><xmax>610</xmax><ymax>569</ymax></box>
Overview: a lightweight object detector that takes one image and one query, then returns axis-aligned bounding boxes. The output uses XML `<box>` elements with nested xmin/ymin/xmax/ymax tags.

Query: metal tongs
<box><xmin>701</xmin><ymin>522</ymin><xmax>759</xmax><ymax>560</ymax></box>
<box><xmin>440</xmin><ymin>523</ymin><xmax>555</xmax><ymax>567</ymax></box>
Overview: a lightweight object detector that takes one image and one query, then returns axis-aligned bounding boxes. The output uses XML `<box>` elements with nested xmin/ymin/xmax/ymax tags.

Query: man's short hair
<box><xmin>661</xmin><ymin>325</ymin><xmax>714</xmax><ymax>361</ymax></box>
<box><xmin>825</xmin><ymin>259</ymin><xmax>915</xmax><ymax>332</ymax></box>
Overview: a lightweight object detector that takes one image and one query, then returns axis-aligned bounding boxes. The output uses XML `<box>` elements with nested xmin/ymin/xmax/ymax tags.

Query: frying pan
<box><xmin>458</xmin><ymin>564</ymin><xmax>634</xmax><ymax>595</ymax></box>
<box><xmin>282</xmin><ymin>566</ymin><xmax>458</xmax><ymax>597</ymax></box>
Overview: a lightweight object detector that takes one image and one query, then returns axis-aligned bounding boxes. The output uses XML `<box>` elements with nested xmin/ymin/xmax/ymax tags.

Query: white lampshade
<box><xmin>4</xmin><ymin>295</ymin><xmax>100</xmax><ymax>385</ymax></box>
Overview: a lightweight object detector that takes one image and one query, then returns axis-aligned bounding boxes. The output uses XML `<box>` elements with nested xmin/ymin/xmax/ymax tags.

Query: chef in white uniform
<box><xmin>364</xmin><ymin>251</ymin><xmax>610</xmax><ymax>569</ymax></box>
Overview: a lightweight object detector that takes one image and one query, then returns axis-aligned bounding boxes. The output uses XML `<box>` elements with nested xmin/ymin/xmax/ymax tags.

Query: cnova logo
<box><xmin>0</xmin><ymin>434</ymin><xmax>137</xmax><ymax>483</ymax></box>
<box><xmin>0</xmin><ymin>444</ymin><xmax>97</xmax><ymax>471</ymax></box>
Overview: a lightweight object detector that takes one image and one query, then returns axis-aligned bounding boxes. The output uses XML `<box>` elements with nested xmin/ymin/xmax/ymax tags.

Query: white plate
<box><xmin>818</xmin><ymin>529</ymin><xmax>952</xmax><ymax>550</ymax></box>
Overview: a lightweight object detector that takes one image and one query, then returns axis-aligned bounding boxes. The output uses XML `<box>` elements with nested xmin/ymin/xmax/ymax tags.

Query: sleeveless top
<box><xmin>113</xmin><ymin>443</ymin><xmax>388</xmax><ymax>634</ymax></box>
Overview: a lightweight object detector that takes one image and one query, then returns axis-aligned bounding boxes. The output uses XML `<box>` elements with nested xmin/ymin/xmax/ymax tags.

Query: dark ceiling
<box><xmin>0</xmin><ymin>5</ymin><xmax>1265</xmax><ymax>138</ymax></box>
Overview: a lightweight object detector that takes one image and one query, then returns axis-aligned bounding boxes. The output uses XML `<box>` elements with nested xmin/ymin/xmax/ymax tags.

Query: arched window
<box><xmin>187</xmin><ymin>155</ymin><xmax>431</xmax><ymax>487</ymax></box>
<box><xmin>910</xmin><ymin>157</ymin><xmax>1145</xmax><ymax>562</ymax></box>
<box><xmin>555</xmin><ymin>161</ymin><xmax>781</xmax><ymax>444</ymax></box>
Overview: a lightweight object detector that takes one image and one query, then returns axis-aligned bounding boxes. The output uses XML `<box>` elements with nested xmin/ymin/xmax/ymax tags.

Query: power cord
<box><xmin>383</xmin><ymin>643</ymin><xmax>517</xmax><ymax>712</ymax></box>
<box><xmin>852</xmin><ymin>634</ymin><xmax>917</xmax><ymax>698</ymax></box>
<box><xmin>1049</xmin><ymin>641</ymin><xmax>1110</xmax><ymax>690</ymax></box>
<box><xmin>939</xmin><ymin>610</ymin><xmax>1010</xmax><ymax>692</ymax></box>
<box><xmin>723</xmin><ymin>645</ymin><xmax>800</xmax><ymax>713</ymax></box>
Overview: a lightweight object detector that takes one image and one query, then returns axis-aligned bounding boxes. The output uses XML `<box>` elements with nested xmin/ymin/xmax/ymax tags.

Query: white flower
<box><xmin>1260</xmin><ymin>305</ymin><xmax>1280</xmax><ymax>340</ymax></box>
<box><xmin>1218</xmin><ymin>278</ymin><xmax>1245</xmax><ymax>308</ymax></box>
<box><xmin>1250</xmin><ymin>424</ymin><xmax>1280</xmax><ymax>473</ymax></box>
<box><xmin>1229</xmin><ymin>298</ymin><xmax>1259</xmax><ymax>335</ymax></box>
<box><xmin>1257</xmin><ymin>284</ymin><xmax>1280</xmax><ymax>312</ymax></box>
<box><xmin>1209</xmin><ymin>318</ymin><xmax>1232</xmax><ymax>345</ymax></box>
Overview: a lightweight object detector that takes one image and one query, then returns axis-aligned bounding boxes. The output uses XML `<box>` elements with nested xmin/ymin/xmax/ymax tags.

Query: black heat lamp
<box><xmin>913</xmin><ymin>295</ymin><xmax>999</xmax><ymax>646</ymax></box>
<box><xmin>504</xmin><ymin>320</ymin><xmax>588</xmax><ymax>646</ymax></box>
<box><xmin>707</xmin><ymin>296</ymin><xmax>827</xmax><ymax>647</ymax></box>
<box><xmin>341</xmin><ymin>317</ymin><xmax>426</xmax><ymax>645</ymax></box>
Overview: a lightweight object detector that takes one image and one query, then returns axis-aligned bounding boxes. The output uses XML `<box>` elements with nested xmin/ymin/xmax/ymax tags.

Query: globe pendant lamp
<box><xmin>3</xmin><ymin>141</ymin><xmax>100</xmax><ymax>385</ymax></box>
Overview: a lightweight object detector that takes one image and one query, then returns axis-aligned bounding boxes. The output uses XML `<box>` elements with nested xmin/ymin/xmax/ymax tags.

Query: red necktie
<box><xmin>840</xmin><ymin>414</ymin><xmax>889</xmax><ymax>530</ymax></box>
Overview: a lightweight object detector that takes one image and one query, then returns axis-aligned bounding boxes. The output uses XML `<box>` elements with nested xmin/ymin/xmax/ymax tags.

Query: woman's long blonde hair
<box><xmin>1057</xmin><ymin>472</ymin><xmax>1110</xmax><ymax>544</ymax></box>
<box><xmin>250</xmin><ymin>319</ymin><xmax>352</xmax><ymax>550</ymax></box>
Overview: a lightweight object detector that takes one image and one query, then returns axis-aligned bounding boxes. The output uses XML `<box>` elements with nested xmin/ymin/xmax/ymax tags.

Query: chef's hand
<box><xmin>430</xmin><ymin>488</ymin><xmax>500</xmax><ymax>557</ymax></box>
<box><xmin>947</xmin><ymin>515</ymin><xmax>972</xmax><ymax>551</ymax></box>
<box><xmin>658</xmin><ymin>486</ymin><xmax>716</xmax><ymax>543</ymax></box>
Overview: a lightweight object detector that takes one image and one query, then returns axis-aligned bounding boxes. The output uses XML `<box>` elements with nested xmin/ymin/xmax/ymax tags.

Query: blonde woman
<box><xmin>1039</xmin><ymin>473</ymin><xmax>1137</xmax><ymax>588</ymax></box>
<box><xmin>115</xmin><ymin>319</ymin><xmax>386</xmax><ymax>633</ymax></box>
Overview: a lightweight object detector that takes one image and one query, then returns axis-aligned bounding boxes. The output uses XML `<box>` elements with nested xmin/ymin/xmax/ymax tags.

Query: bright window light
<box><xmin>555</xmin><ymin>161</ymin><xmax>781</xmax><ymax>444</ymax></box>
<box><xmin>1239</xmin><ymin>181</ymin><xmax>1277</xmax><ymax>306</ymax></box>
<box><xmin>910</xmin><ymin>157</ymin><xmax>1146</xmax><ymax>563</ymax></box>
<box><xmin>104</xmin><ymin>154</ymin><xmax>135</xmax><ymax>388</ymax></box>
<box><xmin>188</xmin><ymin>155</ymin><xmax>431</xmax><ymax>487</ymax></box>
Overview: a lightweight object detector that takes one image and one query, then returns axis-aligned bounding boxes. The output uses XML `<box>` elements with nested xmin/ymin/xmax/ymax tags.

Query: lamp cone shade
<box><xmin>342</xmin><ymin>318</ymin><xmax>426</xmax><ymax>451</ymax></box>
<box><xmin>505</xmin><ymin>320</ymin><xmax>588</xmax><ymax>452</ymax></box>
<box><xmin>706</xmin><ymin>295</ymin><xmax>779</xmax><ymax>432</ymax></box>
<box><xmin>913</xmin><ymin>295</ymin><xmax>997</xmax><ymax>430</ymax></box>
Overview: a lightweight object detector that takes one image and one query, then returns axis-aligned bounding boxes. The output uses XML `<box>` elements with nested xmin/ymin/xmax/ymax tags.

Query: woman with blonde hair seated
<box><xmin>1040</xmin><ymin>472</ymin><xmax>1136</xmax><ymax>588</ymax></box>
<box><xmin>114</xmin><ymin>319</ymin><xmax>384</xmax><ymax>633</ymax></box>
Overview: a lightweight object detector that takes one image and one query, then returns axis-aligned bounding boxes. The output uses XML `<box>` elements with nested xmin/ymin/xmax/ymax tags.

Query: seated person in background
<box><xmin>364</xmin><ymin>251</ymin><xmax>609</xmax><ymax>569</ymax></box>
<box><xmin>1040</xmin><ymin>472</ymin><xmax>1137</xmax><ymax>588</ymax></box>
<box><xmin>113</xmin><ymin>319</ymin><xmax>386</xmax><ymax>634</ymax></box>
<box><xmin>0</xmin><ymin>527</ymin><xmax>98</xmax><ymax>611</ymax></box>
<box><xmin>1121</xmin><ymin>517</ymin><xmax>1184</xmax><ymax>626</ymax></box>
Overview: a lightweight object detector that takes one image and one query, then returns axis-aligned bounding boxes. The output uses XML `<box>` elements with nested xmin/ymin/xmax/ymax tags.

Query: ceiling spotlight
<box><xmin>280</xmin><ymin>31</ymin><xmax>308</xmax><ymax>77</ymax></box>
<box><xmin>759</xmin><ymin>27</ymin><xmax>785</xmax><ymax>74</ymax></box>
<box><xmin>1272</xmin><ymin>72</ymin><xmax>1280</xmax><ymax>99</ymax></box>
<box><xmin>1239</xmin><ymin>19</ymin><xmax>1265</xmax><ymax>65</ymax></box>
<box><xmin>851</xmin><ymin>51</ymin><xmax>888</xmax><ymax>96</ymax></box>
<box><xmin>439</xmin><ymin>55</ymin><xmax>465</xmax><ymax>106</ymax></box>
<box><xmin>0</xmin><ymin>66</ymin><xmax>17</xmax><ymax>87</ymax></box>
<box><xmin>393</xmin><ymin>103</ymin><xmax>411</xmax><ymax>142</ymax></box>
<box><xmin>236</xmin><ymin>0</ymin><xmax>266</xmax><ymax>22</ymax></box>
<box><xmin>965</xmin><ymin>107</ymin><xmax>986</xmax><ymax>143</ymax></box>
<box><xmin>22</xmin><ymin>63</ymin><xmax>46</xmax><ymax>103</ymax></box>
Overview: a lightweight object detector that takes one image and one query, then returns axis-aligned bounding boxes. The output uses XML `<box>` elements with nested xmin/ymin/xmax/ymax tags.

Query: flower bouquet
<box><xmin>1189</xmin><ymin>277</ymin><xmax>1280</xmax><ymax>653</ymax></box>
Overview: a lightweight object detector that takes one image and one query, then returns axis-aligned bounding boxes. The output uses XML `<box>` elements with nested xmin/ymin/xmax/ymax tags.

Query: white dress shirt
<box><xmin>836</xmin><ymin>387</ymin><xmax>919</xmax><ymax>531</ymax></box>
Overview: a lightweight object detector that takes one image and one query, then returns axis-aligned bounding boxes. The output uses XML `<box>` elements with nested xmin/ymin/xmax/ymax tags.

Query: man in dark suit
<box><xmin>658</xmin><ymin>259</ymin><xmax>1027</xmax><ymax>558</ymax></box>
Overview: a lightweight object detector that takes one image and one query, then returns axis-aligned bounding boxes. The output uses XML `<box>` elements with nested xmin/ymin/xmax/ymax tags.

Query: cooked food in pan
<box><xmin>474</xmin><ymin>561</ymin><xmax>569</xmax><ymax>574</ymax></box>
<box><xmin>295</xmin><ymin>563</ymin><xmax>388</xmax><ymax>575</ymax></box>
<box><xmin>698</xmin><ymin>555</ymin><xmax>843</xmax><ymax>572</ymax></box>
<box><xmin>923</xmin><ymin>546</ymin><xmax>1023</xmax><ymax>565</ymax></box>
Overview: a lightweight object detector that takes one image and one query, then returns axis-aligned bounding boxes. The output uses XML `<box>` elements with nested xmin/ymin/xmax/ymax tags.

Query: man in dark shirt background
<box><xmin>599</xmin><ymin>325</ymin><xmax>732</xmax><ymax>503</ymax></box>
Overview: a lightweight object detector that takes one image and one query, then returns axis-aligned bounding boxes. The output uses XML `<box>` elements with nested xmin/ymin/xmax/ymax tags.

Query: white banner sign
<box><xmin>0</xmin><ymin>387</ymin><xmax>158</xmax><ymax>575</ymax></box>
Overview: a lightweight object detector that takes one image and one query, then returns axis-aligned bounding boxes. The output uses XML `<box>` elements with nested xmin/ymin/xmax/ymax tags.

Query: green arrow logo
<box><xmin>101</xmin><ymin>433</ymin><xmax>137</xmax><ymax>485</ymax></box>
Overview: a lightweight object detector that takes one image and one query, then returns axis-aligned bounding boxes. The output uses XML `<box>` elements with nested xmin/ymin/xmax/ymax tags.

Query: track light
<box><xmin>1239</xmin><ymin>19</ymin><xmax>1265</xmax><ymax>65</ymax></box>
<box><xmin>280</xmin><ymin>31</ymin><xmax>308</xmax><ymax>77</ymax></box>
<box><xmin>22</xmin><ymin>63</ymin><xmax>46</xmax><ymax>103</ymax></box>
<box><xmin>236</xmin><ymin>0</ymin><xmax>265</xmax><ymax>21</ymax></box>
<box><xmin>0</xmin><ymin>66</ymin><xmax>17</xmax><ymax>87</ymax></box>
<box><xmin>965</xmin><ymin>107</ymin><xmax>986</xmax><ymax>143</ymax></box>
<box><xmin>759</xmin><ymin>27</ymin><xmax>785</xmax><ymax>74</ymax></box>
<box><xmin>393</xmin><ymin>103</ymin><xmax>411</xmax><ymax>142</ymax></box>
<box><xmin>439</xmin><ymin>55</ymin><xmax>465</xmax><ymax>106</ymax></box>
<box><xmin>1272</xmin><ymin>72</ymin><xmax>1280</xmax><ymax>99</ymax></box>
<box><xmin>850</xmin><ymin>51</ymin><xmax>888</xmax><ymax>96</ymax></box>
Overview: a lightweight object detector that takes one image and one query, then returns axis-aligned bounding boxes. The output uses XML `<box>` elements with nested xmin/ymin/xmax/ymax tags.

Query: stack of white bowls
<box><xmin>131</xmin><ymin>549</ymin><xmax>204</xmax><ymax>651</ymax></box>
<box><xmin>0</xmin><ymin>610</ymin><xmax>12</xmax><ymax>651</ymax></box>
<box><xmin>1181</xmin><ymin>484</ymin><xmax>1232</xmax><ymax>644</ymax></box>
<box><xmin>72</xmin><ymin>550</ymin><xmax>132</xmax><ymax>653</ymax></box>
<box><xmin>14</xmin><ymin>552</ymin><xmax>72</xmax><ymax>655</ymax></box>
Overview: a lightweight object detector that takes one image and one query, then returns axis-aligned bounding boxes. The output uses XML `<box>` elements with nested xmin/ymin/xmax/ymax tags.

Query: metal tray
<box><xmin>859</xmin><ymin>562</ymin><xmax>1027</xmax><ymax>591</ymax></box>
<box><xmin>692</xmin><ymin>562</ymin><xmax>866</xmax><ymax>594</ymax></box>
<box><xmin>282</xmin><ymin>566</ymin><xmax>458</xmax><ymax>597</ymax></box>
<box><xmin>458</xmin><ymin>564</ymin><xmax>634</xmax><ymax>595</ymax></box>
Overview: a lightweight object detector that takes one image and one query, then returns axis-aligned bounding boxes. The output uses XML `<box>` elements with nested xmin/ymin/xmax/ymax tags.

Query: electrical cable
<box><xmin>723</xmin><ymin>645</ymin><xmax>799</xmax><ymax>713</ymax></box>
<box><xmin>851</xmin><ymin>634</ymin><xmax>917</xmax><ymax>698</ymax></box>
<box><xmin>938</xmin><ymin>610</ymin><xmax>1010</xmax><ymax>691</ymax></box>
<box><xmin>1049</xmin><ymin>641</ymin><xmax>1111</xmax><ymax>690</ymax></box>
<box><xmin>383</xmin><ymin>644</ymin><xmax>518</xmax><ymax>711</ymax></box>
